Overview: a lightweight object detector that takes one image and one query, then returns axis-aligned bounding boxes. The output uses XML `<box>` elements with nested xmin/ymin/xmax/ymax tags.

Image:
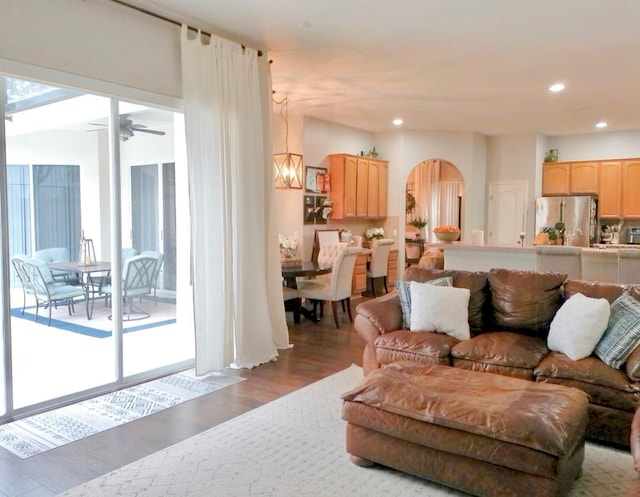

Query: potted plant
<box><xmin>409</xmin><ymin>218</ymin><xmax>429</xmax><ymax>238</ymax></box>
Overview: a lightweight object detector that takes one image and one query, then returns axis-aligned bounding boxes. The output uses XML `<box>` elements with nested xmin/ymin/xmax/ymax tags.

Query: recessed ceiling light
<box><xmin>595</xmin><ymin>121</ymin><xmax>608</xmax><ymax>128</ymax></box>
<box><xmin>392</xmin><ymin>118</ymin><xmax>403</xmax><ymax>126</ymax></box>
<box><xmin>549</xmin><ymin>83</ymin><xmax>565</xmax><ymax>93</ymax></box>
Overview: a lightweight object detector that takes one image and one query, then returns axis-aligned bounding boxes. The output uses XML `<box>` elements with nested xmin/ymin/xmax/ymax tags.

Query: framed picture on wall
<box><xmin>305</xmin><ymin>166</ymin><xmax>327</xmax><ymax>193</ymax></box>
<box><xmin>315</xmin><ymin>196</ymin><xmax>328</xmax><ymax>225</ymax></box>
<box><xmin>304</xmin><ymin>195</ymin><xmax>316</xmax><ymax>224</ymax></box>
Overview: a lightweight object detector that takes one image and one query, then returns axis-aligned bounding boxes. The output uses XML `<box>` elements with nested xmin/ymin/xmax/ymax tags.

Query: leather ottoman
<box><xmin>342</xmin><ymin>363</ymin><xmax>589</xmax><ymax>497</ymax></box>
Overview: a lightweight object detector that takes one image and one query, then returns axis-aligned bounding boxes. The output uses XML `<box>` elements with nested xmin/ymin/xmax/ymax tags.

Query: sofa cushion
<box><xmin>547</xmin><ymin>293</ymin><xmax>610</xmax><ymax>361</ymax></box>
<box><xmin>404</xmin><ymin>266</ymin><xmax>488</xmax><ymax>331</ymax></box>
<box><xmin>488</xmin><ymin>269</ymin><xmax>566</xmax><ymax>337</ymax></box>
<box><xmin>451</xmin><ymin>331</ymin><xmax>549</xmax><ymax>380</ymax></box>
<box><xmin>395</xmin><ymin>276</ymin><xmax>453</xmax><ymax>329</ymax></box>
<box><xmin>564</xmin><ymin>279</ymin><xmax>627</xmax><ymax>303</ymax></box>
<box><xmin>374</xmin><ymin>330</ymin><xmax>457</xmax><ymax>367</ymax></box>
<box><xmin>595</xmin><ymin>292</ymin><xmax>640</xmax><ymax>369</ymax></box>
<box><xmin>535</xmin><ymin>352</ymin><xmax>640</xmax><ymax>412</ymax></box>
<box><xmin>627</xmin><ymin>345</ymin><xmax>640</xmax><ymax>382</ymax></box>
<box><xmin>410</xmin><ymin>282</ymin><xmax>470</xmax><ymax>340</ymax></box>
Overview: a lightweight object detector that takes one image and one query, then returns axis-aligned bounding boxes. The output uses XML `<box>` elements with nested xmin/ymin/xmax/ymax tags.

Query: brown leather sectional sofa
<box><xmin>354</xmin><ymin>266</ymin><xmax>640</xmax><ymax>450</ymax></box>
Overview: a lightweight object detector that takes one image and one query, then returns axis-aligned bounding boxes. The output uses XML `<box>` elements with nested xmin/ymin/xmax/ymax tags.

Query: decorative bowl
<box><xmin>434</xmin><ymin>231</ymin><xmax>461</xmax><ymax>242</ymax></box>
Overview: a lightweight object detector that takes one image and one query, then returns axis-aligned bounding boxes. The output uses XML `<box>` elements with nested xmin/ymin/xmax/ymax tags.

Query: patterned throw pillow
<box><xmin>395</xmin><ymin>276</ymin><xmax>453</xmax><ymax>329</ymax></box>
<box><xmin>595</xmin><ymin>292</ymin><xmax>640</xmax><ymax>369</ymax></box>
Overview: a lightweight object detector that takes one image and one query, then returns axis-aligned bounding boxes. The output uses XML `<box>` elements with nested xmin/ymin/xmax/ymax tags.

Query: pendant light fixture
<box><xmin>273</xmin><ymin>95</ymin><xmax>303</xmax><ymax>189</ymax></box>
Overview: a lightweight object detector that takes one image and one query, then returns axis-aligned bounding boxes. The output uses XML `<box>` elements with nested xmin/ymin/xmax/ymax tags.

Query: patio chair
<box><xmin>33</xmin><ymin>247</ymin><xmax>80</xmax><ymax>285</ymax></box>
<box><xmin>22</xmin><ymin>259</ymin><xmax>85</xmax><ymax>326</ymax></box>
<box><xmin>140</xmin><ymin>250</ymin><xmax>164</xmax><ymax>304</ymax></box>
<box><xmin>101</xmin><ymin>255</ymin><xmax>157</xmax><ymax>321</ymax></box>
<box><xmin>11</xmin><ymin>254</ymin><xmax>34</xmax><ymax>314</ymax></box>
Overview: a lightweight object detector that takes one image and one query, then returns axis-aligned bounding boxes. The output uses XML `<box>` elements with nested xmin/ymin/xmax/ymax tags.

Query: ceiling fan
<box><xmin>89</xmin><ymin>114</ymin><xmax>166</xmax><ymax>141</ymax></box>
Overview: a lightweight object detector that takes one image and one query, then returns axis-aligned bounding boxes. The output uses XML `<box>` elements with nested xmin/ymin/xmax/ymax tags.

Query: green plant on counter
<box><xmin>544</xmin><ymin>226</ymin><xmax>558</xmax><ymax>241</ymax></box>
<box><xmin>409</xmin><ymin>217</ymin><xmax>429</xmax><ymax>229</ymax></box>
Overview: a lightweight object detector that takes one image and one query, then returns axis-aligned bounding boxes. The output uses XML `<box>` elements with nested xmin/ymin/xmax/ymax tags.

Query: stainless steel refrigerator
<box><xmin>535</xmin><ymin>196</ymin><xmax>598</xmax><ymax>247</ymax></box>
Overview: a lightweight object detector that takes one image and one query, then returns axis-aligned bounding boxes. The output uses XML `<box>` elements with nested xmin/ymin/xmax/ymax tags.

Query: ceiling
<box><xmin>123</xmin><ymin>0</ymin><xmax>640</xmax><ymax>136</ymax></box>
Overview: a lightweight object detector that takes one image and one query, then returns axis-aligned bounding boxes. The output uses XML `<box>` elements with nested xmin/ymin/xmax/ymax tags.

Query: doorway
<box><xmin>487</xmin><ymin>181</ymin><xmax>528</xmax><ymax>245</ymax></box>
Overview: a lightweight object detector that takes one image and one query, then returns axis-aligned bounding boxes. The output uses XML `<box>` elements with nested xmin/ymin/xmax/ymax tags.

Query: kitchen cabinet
<box><xmin>598</xmin><ymin>161</ymin><xmax>622</xmax><ymax>218</ymax></box>
<box><xmin>542</xmin><ymin>161</ymin><xmax>598</xmax><ymax>195</ymax></box>
<box><xmin>329</xmin><ymin>153</ymin><xmax>389</xmax><ymax>219</ymax></box>
<box><xmin>569</xmin><ymin>161</ymin><xmax>599</xmax><ymax>194</ymax></box>
<box><xmin>352</xmin><ymin>253</ymin><xmax>368</xmax><ymax>294</ymax></box>
<box><xmin>622</xmin><ymin>160</ymin><xmax>640</xmax><ymax>218</ymax></box>
<box><xmin>387</xmin><ymin>249</ymin><xmax>398</xmax><ymax>285</ymax></box>
<box><xmin>541</xmin><ymin>163</ymin><xmax>570</xmax><ymax>195</ymax></box>
<box><xmin>356</xmin><ymin>158</ymin><xmax>369</xmax><ymax>217</ymax></box>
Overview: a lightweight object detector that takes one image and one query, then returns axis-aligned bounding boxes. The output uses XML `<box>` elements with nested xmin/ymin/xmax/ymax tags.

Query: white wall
<box><xmin>486</xmin><ymin>134</ymin><xmax>541</xmax><ymax>239</ymax></box>
<box><xmin>374</xmin><ymin>130</ymin><xmax>487</xmax><ymax>244</ymax></box>
<box><xmin>1</xmin><ymin>0</ymin><xmax>182</xmax><ymax>100</ymax></box>
<box><xmin>548</xmin><ymin>130</ymin><xmax>640</xmax><ymax>161</ymax></box>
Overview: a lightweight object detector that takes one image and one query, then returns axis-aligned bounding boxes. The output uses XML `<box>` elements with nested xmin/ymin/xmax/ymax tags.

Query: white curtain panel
<box><xmin>439</xmin><ymin>182</ymin><xmax>461</xmax><ymax>227</ymax></box>
<box><xmin>181</xmin><ymin>26</ymin><xmax>289</xmax><ymax>373</ymax></box>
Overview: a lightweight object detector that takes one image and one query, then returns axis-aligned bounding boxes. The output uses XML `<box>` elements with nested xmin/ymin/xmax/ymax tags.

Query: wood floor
<box><xmin>0</xmin><ymin>305</ymin><xmax>366</xmax><ymax>497</ymax></box>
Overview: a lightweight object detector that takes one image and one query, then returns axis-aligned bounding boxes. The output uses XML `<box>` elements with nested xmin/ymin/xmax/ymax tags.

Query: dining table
<box><xmin>48</xmin><ymin>261</ymin><xmax>112</xmax><ymax>320</ymax></box>
<box><xmin>281</xmin><ymin>261</ymin><xmax>332</xmax><ymax>323</ymax></box>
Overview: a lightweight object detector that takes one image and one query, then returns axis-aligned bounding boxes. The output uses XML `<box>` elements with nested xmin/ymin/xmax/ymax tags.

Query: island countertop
<box><xmin>424</xmin><ymin>241</ymin><xmax>640</xmax><ymax>275</ymax></box>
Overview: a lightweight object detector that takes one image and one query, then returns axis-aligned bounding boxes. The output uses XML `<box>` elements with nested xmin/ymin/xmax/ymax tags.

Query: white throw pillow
<box><xmin>409</xmin><ymin>282</ymin><xmax>470</xmax><ymax>340</ymax></box>
<box><xmin>547</xmin><ymin>292</ymin><xmax>610</xmax><ymax>361</ymax></box>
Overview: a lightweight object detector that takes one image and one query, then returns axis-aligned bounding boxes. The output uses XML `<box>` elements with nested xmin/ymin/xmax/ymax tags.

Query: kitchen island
<box><xmin>426</xmin><ymin>242</ymin><xmax>640</xmax><ymax>284</ymax></box>
<box><xmin>426</xmin><ymin>242</ymin><xmax>536</xmax><ymax>271</ymax></box>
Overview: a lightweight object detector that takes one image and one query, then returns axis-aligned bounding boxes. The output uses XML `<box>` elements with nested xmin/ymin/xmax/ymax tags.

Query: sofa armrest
<box><xmin>355</xmin><ymin>292</ymin><xmax>403</xmax><ymax>375</ymax></box>
<box><xmin>632</xmin><ymin>408</ymin><xmax>640</xmax><ymax>472</ymax></box>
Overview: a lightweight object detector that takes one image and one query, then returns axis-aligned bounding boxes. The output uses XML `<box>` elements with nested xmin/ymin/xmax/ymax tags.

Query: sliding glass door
<box><xmin>0</xmin><ymin>75</ymin><xmax>193</xmax><ymax>419</ymax></box>
<box><xmin>119</xmin><ymin>105</ymin><xmax>192</xmax><ymax>377</ymax></box>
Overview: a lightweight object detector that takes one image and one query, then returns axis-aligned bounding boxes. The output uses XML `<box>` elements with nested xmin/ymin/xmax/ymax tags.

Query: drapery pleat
<box><xmin>180</xmin><ymin>26</ymin><xmax>289</xmax><ymax>373</ymax></box>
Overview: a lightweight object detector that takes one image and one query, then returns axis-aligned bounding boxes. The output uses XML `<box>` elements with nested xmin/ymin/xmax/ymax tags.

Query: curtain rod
<box><xmin>109</xmin><ymin>0</ymin><xmax>264</xmax><ymax>56</ymax></box>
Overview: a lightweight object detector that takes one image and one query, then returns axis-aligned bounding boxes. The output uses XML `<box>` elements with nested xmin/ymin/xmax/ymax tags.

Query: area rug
<box><xmin>56</xmin><ymin>365</ymin><xmax>638</xmax><ymax>497</ymax></box>
<box><xmin>11</xmin><ymin>296</ymin><xmax>176</xmax><ymax>338</ymax></box>
<box><xmin>0</xmin><ymin>369</ymin><xmax>244</xmax><ymax>459</ymax></box>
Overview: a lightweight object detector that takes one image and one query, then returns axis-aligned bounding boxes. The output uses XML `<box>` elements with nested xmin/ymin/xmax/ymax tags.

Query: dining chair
<box><xmin>366</xmin><ymin>238</ymin><xmax>394</xmax><ymax>297</ymax></box>
<box><xmin>282</xmin><ymin>285</ymin><xmax>300</xmax><ymax>323</ymax></box>
<box><xmin>22</xmin><ymin>259</ymin><xmax>85</xmax><ymax>326</ymax></box>
<box><xmin>101</xmin><ymin>255</ymin><xmax>157</xmax><ymax>320</ymax></box>
<box><xmin>296</xmin><ymin>246</ymin><xmax>363</xmax><ymax>329</ymax></box>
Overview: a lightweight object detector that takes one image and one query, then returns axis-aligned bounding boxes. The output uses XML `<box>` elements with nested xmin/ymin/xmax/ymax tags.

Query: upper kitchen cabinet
<box><xmin>622</xmin><ymin>160</ymin><xmax>640</xmax><ymax>218</ymax></box>
<box><xmin>569</xmin><ymin>161</ymin><xmax>599</xmax><ymax>194</ymax></box>
<box><xmin>598</xmin><ymin>161</ymin><xmax>622</xmax><ymax>218</ymax></box>
<box><xmin>541</xmin><ymin>162</ymin><xmax>570</xmax><ymax>195</ymax></box>
<box><xmin>542</xmin><ymin>161</ymin><xmax>598</xmax><ymax>196</ymax></box>
<box><xmin>329</xmin><ymin>153</ymin><xmax>389</xmax><ymax>219</ymax></box>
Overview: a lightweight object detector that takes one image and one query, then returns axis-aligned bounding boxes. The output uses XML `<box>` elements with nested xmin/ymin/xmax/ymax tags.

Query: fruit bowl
<box><xmin>434</xmin><ymin>230</ymin><xmax>461</xmax><ymax>242</ymax></box>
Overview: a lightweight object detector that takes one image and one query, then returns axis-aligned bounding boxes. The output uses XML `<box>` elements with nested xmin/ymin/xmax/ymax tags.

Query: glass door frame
<box><xmin>0</xmin><ymin>71</ymin><xmax>193</xmax><ymax>423</ymax></box>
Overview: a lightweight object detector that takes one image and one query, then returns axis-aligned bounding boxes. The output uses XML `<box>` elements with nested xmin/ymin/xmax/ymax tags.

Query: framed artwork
<box><xmin>305</xmin><ymin>166</ymin><xmax>327</xmax><ymax>193</ymax></box>
<box><xmin>303</xmin><ymin>195</ymin><xmax>316</xmax><ymax>224</ymax></box>
<box><xmin>315</xmin><ymin>196</ymin><xmax>328</xmax><ymax>225</ymax></box>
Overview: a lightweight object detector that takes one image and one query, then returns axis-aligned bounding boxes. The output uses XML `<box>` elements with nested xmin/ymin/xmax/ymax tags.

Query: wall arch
<box><xmin>406</xmin><ymin>158</ymin><xmax>464</xmax><ymax>242</ymax></box>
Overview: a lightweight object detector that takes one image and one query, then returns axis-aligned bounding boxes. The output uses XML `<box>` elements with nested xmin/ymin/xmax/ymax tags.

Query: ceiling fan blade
<box><xmin>133</xmin><ymin>128</ymin><xmax>166</xmax><ymax>136</ymax></box>
<box><xmin>89</xmin><ymin>122</ymin><xmax>107</xmax><ymax>127</ymax></box>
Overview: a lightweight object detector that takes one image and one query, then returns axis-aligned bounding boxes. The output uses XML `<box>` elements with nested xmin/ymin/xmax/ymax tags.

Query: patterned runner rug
<box><xmin>0</xmin><ymin>369</ymin><xmax>244</xmax><ymax>458</ymax></box>
<box><xmin>57</xmin><ymin>365</ymin><xmax>638</xmax><ymax>497</ymax></box>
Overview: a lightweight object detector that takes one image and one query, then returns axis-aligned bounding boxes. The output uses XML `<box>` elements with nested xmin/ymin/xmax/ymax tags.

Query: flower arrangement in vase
<box><xmin>364</xmin><ymin>227</ymin><xmax>385</xmax><ymax>248</ymax></box>
<box><xmin>279</xmin><ymin>234</ymin><xmax>302</xmax><ymax>266</ymax></box>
